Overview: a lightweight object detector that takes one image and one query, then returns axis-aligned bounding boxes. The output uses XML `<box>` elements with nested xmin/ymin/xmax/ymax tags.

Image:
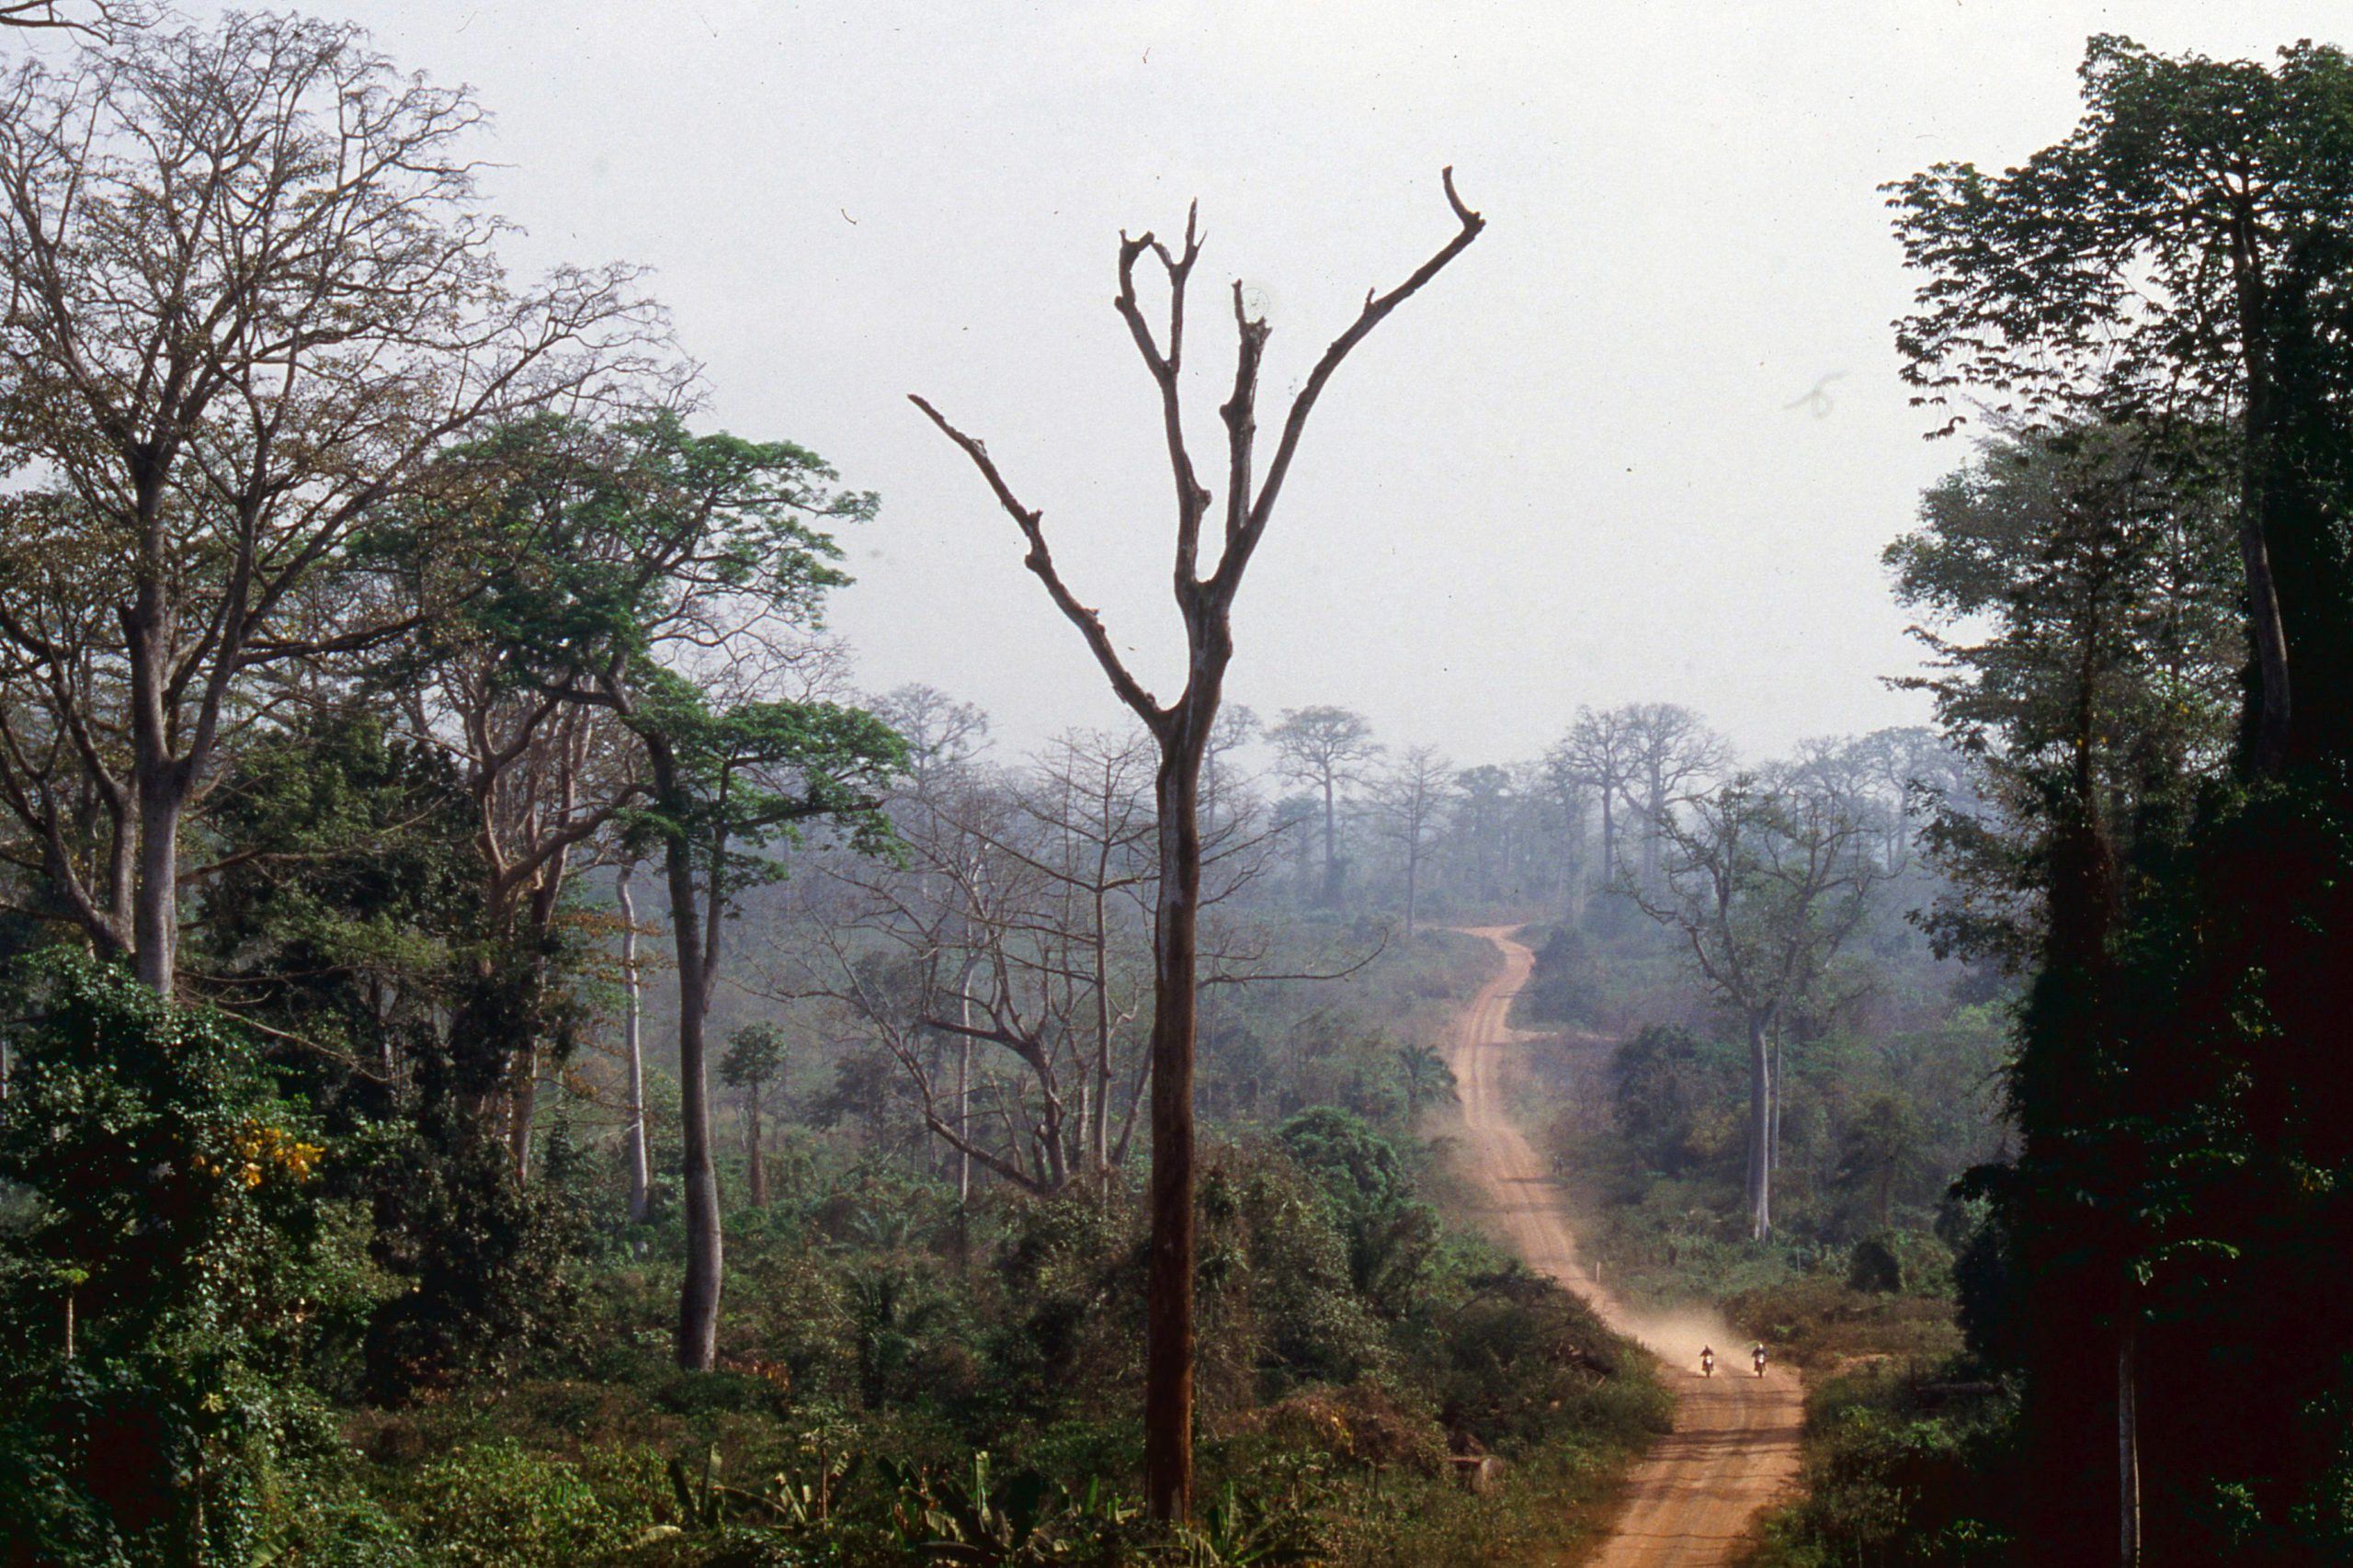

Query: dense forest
<box><xmin>1</xmin><ymin>10</ymin><xmax>2349</xmax><ymax>1568</ymax></box>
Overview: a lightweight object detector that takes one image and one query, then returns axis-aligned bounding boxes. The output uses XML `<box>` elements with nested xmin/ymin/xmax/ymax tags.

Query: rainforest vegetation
<box><xmin>1</xmin><ymin>11</ymin><xmax>2349</xmax><ymax>1568</ymax></box>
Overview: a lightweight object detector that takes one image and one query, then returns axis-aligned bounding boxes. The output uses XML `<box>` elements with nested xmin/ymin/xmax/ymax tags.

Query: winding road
<box><xmin>1442</xmin><ymin>926</ymin><xmax>1803</xmax><ymax>1568</ymax></box>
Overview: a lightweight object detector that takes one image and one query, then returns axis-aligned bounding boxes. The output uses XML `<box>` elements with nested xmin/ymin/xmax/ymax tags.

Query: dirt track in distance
<box><xmin>1441</xmin><ymin>926</ymin><xmax>1803</xmax><ymax>1568</ymax></box>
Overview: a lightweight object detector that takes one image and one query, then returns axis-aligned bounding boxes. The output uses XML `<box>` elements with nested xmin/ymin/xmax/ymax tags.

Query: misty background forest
<box><xmin>1</xmin><ymin>6</ymin><xmax>2350</xmax><ymax>1568</ymax></box>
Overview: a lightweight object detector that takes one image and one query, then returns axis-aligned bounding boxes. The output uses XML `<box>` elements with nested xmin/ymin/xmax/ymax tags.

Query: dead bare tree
<box><xmin>1371</xmin><ymin>744</ymin><xmax>1454</xmax><ymax>937</ymax></box>
<box><xmin>911</xmin><ymin>169</ymin><xmax>1483</xmax><ymax>1519</ymax></box>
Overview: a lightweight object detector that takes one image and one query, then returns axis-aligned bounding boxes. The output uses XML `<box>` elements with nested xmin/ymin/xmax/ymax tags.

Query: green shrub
<box><xmin>395</xmin><ymin>1439</ymin><xmax>661</xmax><ymax>1568</ymax></box>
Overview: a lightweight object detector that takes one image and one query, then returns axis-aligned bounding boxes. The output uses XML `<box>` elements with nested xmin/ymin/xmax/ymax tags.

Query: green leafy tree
<box><xmin>423</xmin><ymin>409</ymin><xmax>905</xmax><ymax>1371</ymax></box>
<box><xmin>1893</xmin><ymin>44</ymin><xmax>2353</xmax><ymax>1562</ymax></box>
<box><xmin>720</xmin><ymin>1022</ymin><xmax>788</xmax><ymax>1208</ymax></box>
<box><xmin>1890</xmin><ymin>36</ymin><xmax>2353</xmax><ymax>776</ymax></box>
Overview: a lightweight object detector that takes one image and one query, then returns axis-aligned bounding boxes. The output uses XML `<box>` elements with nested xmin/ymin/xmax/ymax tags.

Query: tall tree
<box><xmin>1888</xmin><ymin>421</ymin><xmax>2244</xmax><ymax>1562</ymax></box>
<box><xmin>1267</xmin><ymin>706</ymin><xmax>1381</xmax><ymax>908</ymax></box>
<box><xmin>437</xmin><ymin>409</ymin><xmax>903</xmax><ymax>1370</ymax></box>
<box><xmin>719</xmin><ymin>1022</ymin><xmax>786</xmax><ymax>1209</ymax></box>
<box><xmin>0</xmin><ymin>15</ymin><xmax>657</xmax><ymax>994</ymax></box>
<box><xmin>1890</xmin><ymin>36</ymin><xmax>2353</xmax><ymax>776</ymax></box>
<box><xmin>1371</xmin><ymin>744</ymin><xmax>1452</xmax><ymax>937</ymax></box>
<box><xmin>1633</xmin><ymin>774</ymin><xmax>1892</xmax><ymax>1238</ymax></box>
<box><xmin>1552</xmin><ymin>706</ymin><xmax>1640</xmax><ymax>892</ymax></box>
<box><xmin>912</xmin><ymin>169</ymin><xmax>1484</xmax><ymax>1518</ymax></box>
<box><xmin>1620</xmin><ymin>703</ymin><xmax>1730</xmax><ymax>892</ymax></box>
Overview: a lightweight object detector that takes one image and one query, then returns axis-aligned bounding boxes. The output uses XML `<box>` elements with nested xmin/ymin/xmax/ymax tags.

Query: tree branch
<box><xmin>906</xmin><ymin>393</ymin><xmax>1165</xmax><ymax>728</ymax></box>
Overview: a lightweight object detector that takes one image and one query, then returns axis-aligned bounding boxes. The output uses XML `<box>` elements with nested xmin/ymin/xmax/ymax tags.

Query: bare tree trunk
<box><xmin>2119</xmin><ymin>1295</ymin><xmax>2141</xmax><ymax>1568</ymax></box>
<box><xmin>650</xmin><ymin>742</ymin><xmax>722</xmax><ymax>1372</ymax></box>
<box><xmin>132</xmin><ymin>773</ymin><xmax>180</xmax><ymax>996</ymax></box>
<box><xmin>2229</xmin><ymin>212</ymin><xmax>2291</xmax><ymax>776</ymax></box>
<box><xmin>1093</xmin><ymin>885</ymin><xmax>1113</xmax><ymax>1175</ymax></box>
<box><xmin>1642</xmin><ymin>767</ymin><xmax>1663</xmax><ymax>892</ymax></box>
<box><xmin>1597</xmin><ymin>788</ymin><xmax>1616</xmax><ymax>892</ymax></box>
<box><xmin>1145</xmin><ymin>723</ymin><xmax>1207</xmax><ymax>1523</ymax></box>
<box><xmin>959</xmin><ymin>969</ymin><xmax>975</xmax><ymax>1206</ymax></box>
<box><xmin>1319</xmin><ymin>774</ymin><xmax>1341</xmax><ymax>907</ymax></box>
<box><xmin>620</xmin><ymin>865</ymin><xmax>653</xmax><ymax>1223</ymax></box>
<box><xmin>1748</xmin><ymin>1010</ymin><xmax>1772</xmax><ymax>1240</ymax></box>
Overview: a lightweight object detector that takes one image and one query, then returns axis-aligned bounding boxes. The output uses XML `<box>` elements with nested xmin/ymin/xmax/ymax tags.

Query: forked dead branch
<box><xmin>910</xmin><ymin>167</ymin><xmax>1483</xmax><ymax>1521</ymax></box>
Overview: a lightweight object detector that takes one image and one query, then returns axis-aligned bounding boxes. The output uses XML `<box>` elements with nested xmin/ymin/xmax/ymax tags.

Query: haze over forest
<box><xmin>312</xmin><ymin>0</ymin><xmax>2316</xmax><ymax>763</ymax></box>
<box><xmin>5</xmin><ymin>6</ymin><xmax>2353</xmax><ymax>1568</ymax></box>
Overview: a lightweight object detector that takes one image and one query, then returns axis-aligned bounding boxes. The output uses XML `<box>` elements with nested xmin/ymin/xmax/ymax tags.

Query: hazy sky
<box><xmin>172</xmin><ymin>4</ymin><xmax>2335</xmax><ymax>767</ymax></box>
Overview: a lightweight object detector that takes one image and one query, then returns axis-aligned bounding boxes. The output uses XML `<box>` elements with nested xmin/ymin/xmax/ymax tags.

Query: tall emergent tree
<box><xmin>912</xmin><ymin>169</ymin><xmax>1484</xmax><ymax>1519</ymax></box>
<box><xmin>1633</xmin><ymin>774</ymin><xmax>1891</xmax><ymax>1238</ymax></box>
<box><xmin>0</xmin><ymin>15</ymin><xmax>657</xmax><ymax>994</ymax></box>
<box><xmin>1893</xmin><ymin>37</ymin><xmax>2353</xmax><ymax>1563</ymax></box>
<box><xmin>1268</xmin><ymin>706</ymin><xmax>1381</xmax><ymax>907</ymax></box>
<box><xmin>1890</xmin><ymin>35</ymin><xmax>2353</xmax><ymax>777</ymax></box>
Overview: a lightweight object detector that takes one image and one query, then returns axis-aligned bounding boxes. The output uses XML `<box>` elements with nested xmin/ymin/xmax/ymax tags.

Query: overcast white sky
<box><xmin>186</xmin><ymin>4</ymin><xmax>2336</xmax><ymax>767</ymax></box>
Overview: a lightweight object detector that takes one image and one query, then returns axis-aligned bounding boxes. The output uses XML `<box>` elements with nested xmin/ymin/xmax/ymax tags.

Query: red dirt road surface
<box><xmin>1442</xmin><ymin>926</ymin><xmax>1804</xmax><ymax>1567</ymax></box>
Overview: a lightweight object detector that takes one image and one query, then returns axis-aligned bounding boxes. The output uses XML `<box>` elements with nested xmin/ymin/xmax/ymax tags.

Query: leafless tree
<box><xmin>910</xmin><ymin>169</ymin><xmax>1483</xmax><ymax>1517</ymax></box>
<box><xmin>0</xmin><ymin>15</ymin><xmax>663</xmax><ymax>994</ymax></box>
<box><xmin>791</xmin><ymin>733</ymin><xmax>1156</xmax><ymax>1194</ymax></box>
<box><xmin>1371</xmin><ymin>744</ymin><xmax>1453</xmax><ymax>937</ymax></box>
<box><xmin>876</xmin><ymin>682</ymin><xmax>992</xmax><ymax>791</ymax></box>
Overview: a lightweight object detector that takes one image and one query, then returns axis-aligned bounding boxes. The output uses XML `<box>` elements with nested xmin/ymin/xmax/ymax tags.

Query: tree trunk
<box><xmin>2119</xmin><ymin>1295</ymin><xmax>2141</xmax><ymax>1568</ymax></box>
<box><xmin>745</xmin><ymin>1095</ymin><xmax>767</xmax><ymax>1208</ymax></box>
<box><xmin>1597</xmin><ymin>788</ymin><xmax>1616</xmax><ymax>892</ymax></box>
<box><xmin>132</xmin><ymin>775</ymin><xmax>180</xmax><ymax>995</ymax></box>
<box><xmin>126</xmin><ymin>532</ymin><xmax>184</xmax><ymax>997</ymax></box>
<box><xmin>1747</xmin><ymin>1011</ymin><xmax>1772</xmax><ymax>1240</ymax></box>
<box><xmin>1319</xmin><ymin>774</ymin><xmax>1341</xmax><ymax>907</ymax></box>
<box><xmin>1093</xmin><ymin>886</ymin><xmax>1114</xmax><ymax>1176</ymax></box>
<box><xmin>654</xmin><ymin>744</ymin><xmax>723</xmax><ymax>1371</ymax></box>
<box><xmin>620</xmin><ymin>865</ymin><xmax>653</xmax><ymax>1223</ymax></box>
<box><xmin>1641</xmin><ymin>768</ymin><xmax>1663</xmax><ymax>892</ymax></box>
<box><xmin>2227</xmin><ymin>204</ymin><xmax>2293</xmax><ymax>775</ymax></box>
<box><xmin>1144</xmin><ymin>715</ymin><xmax>1208</xmax><ymax>1522</ymax></box>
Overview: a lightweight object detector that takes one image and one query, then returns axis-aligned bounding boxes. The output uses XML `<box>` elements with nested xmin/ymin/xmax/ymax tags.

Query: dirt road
<box><xmin>1442</xmin><ymin>926</ymin><xmax>1803</xmax><ymax>1568</ymax></box>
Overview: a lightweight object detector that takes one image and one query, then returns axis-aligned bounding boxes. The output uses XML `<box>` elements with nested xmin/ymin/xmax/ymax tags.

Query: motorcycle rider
<box><xmin>1751</xmin><ymin>1342</ymin><xmax>1768</xmax><ymax>1377</ymax></box>
<box><xmin>1699</xmin><ymin>1345</ymin><xmax>1715</xmax><ymax>1378</ymax></box>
